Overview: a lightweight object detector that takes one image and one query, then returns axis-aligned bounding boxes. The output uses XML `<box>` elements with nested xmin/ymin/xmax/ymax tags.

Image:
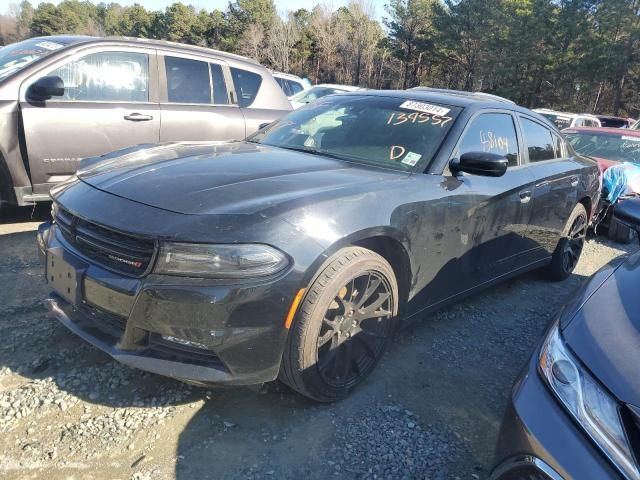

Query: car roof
<box><xmin>42</xmin><ymin>35</ymin><xmax>260</xmax><ymax>67</ymax></box>
<box><xmin>562</xmin><ymin>127</ymin><xmax>640</xmax><ymax>137</ymax></box>
<box><xmin>339</xmin><ymin>88</ymin><xmax>541</xmax><ymax>114</ymax></box>
<box><xmin>313</xmin><ymin>84</ymin><xmax>363</xmax><ymax>91</ymax></box>
<box><xmin>272</xmin><ymin>72</ymin><xmax>303</xmax><ymax>81</ymax></box>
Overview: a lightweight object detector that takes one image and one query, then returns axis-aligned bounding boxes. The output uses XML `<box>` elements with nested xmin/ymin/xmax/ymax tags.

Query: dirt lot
<box><xmin>0</xmin><ymin>204</ymin><xmax>636</xmax><ymax>480</ymax></box>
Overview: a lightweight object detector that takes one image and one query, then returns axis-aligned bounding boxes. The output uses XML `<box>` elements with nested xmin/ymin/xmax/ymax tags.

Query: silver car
<box><xmin>0</xmin><ymin>36</ymin><xmax>292</xmax><ymax>209</ymax></box>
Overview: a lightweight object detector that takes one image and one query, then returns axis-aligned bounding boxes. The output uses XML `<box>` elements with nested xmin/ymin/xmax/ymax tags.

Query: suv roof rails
<box><xmin>409</xmin><ymin>87</ymin><xmax>516</xmax><ymax>104</ymax></box>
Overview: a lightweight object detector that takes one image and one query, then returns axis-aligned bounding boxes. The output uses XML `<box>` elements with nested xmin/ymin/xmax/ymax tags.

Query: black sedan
<box><xmin>492</xmin><ymin>200</ymin><xmax>640</xmax><ymax>480</ymax></box>
<box><xmin>38</xmin><ymin>90</ymin><xmax>600</xmax><ymax>402</ymax></box>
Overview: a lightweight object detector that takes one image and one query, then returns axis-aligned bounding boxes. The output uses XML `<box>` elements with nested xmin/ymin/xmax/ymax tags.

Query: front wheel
<box><xmin>545</xmin><ymin>203</ymin><xmax>588</xmax><ymax>281</ymax></box>
<box><xmin>279</xmin><ymin>247</ymin><xmax>399</xmax><ymax>402</ymax></box>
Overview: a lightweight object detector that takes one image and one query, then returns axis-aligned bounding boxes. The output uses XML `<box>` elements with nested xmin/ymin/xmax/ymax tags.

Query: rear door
<box><xmin>20</xmin><ymin>46</ymin><xmax>159</xmax><ymax>193</ymax></box>
<box><xmin>519</xmin><ymin>115</ymin><xmax>579</xmax><ymax>258</ymax></box>
<box><xmin>158</xmin><ymin>53</ymin><xmax>245</xmax><ymax>142</ymax></box>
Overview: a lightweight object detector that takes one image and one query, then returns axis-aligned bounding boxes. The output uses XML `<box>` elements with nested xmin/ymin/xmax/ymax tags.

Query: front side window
<box><xmin>231</xmin><ymin>67</ymin><xmax>262</xmax><ymax>107</ymax></box>
<box><xmin>521</xmin><ymin>117</ymin><xmax>555</xmax><ymax>162</ymax></box>
<box><xmin>457</xmin><ymin>113</ymin><xmax>519</xmax><ymax>166</ymax></box>
<box><xmin>49</xmin><ymin>51</ymin><xmax>149</xmax><ymax>102</ymax></box>
<box><xmin>165</xmin><ymin>56</ymin><xmax>210</xmax><ymax>104</ymax></box>
<box><xmin>248</xmin><ymin>95</ymin><xmax>460</xmax><ymax>171</ymax></box>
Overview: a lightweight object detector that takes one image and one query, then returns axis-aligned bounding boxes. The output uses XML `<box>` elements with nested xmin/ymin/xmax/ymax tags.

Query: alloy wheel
<box><xmin>562</xmin><ymin>212</ymin><xmax>587</xmax><ymax>273</ymax></box>
<box><xmin>316</xmin><ymin>271</ymin><xmax>395</xmax><ymax>388</ymax></box>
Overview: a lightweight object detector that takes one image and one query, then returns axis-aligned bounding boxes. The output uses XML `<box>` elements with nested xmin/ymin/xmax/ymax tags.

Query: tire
<box><xmin>280</xmin><ymin>247</ymin><xmax>399</xmax><ymax>402</ymax></box>
<box><xmin>608</xmin><ymin>216</ymin><xmax>634</xmax><ymax>244</ymax></box>
<box><xmin>545</xmin><ymin>203</ymin><xmax>588</xmax><ymax>281</ymax></box>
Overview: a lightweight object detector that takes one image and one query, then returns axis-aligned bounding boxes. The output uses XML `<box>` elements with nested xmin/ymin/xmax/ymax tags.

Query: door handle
<box><xmin>124</xmin><ymin>113</ymin><xmax>153</xmax><ymax>121</ymax></box>
<box><xmin>519</xmin><ymin>190</ymin><xmax>532</xmax><ymax>204</ymax></box>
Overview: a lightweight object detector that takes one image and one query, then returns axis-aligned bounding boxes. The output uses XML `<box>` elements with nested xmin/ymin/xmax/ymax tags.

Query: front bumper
<box><xmin>491</xmin><ymin>352</ymin><xmax>622</xmax><ymax>479</ymax></box>
<box><xmin>39</xmin><ymin>221</ymin><xmax>294</xmax><ymax>386</ymax></box>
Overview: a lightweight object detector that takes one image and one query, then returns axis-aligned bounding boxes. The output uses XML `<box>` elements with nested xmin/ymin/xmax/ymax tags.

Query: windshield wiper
<box><xmin>270</xmin><ymin>144</ymin><xmax>352</xmax><ymax>162</ymax></box>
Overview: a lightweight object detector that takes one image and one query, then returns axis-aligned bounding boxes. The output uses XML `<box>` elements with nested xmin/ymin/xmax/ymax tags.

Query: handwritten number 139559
<box><xmin>387</xmin><ymin>112</ymin><xmax>452</xmax><ymax>127</ymax></box>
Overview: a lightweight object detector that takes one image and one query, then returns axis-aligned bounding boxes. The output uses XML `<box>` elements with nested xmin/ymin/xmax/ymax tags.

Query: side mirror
<box><xmin>27</xmin><ymin>75</ymin><xmax>64</xmax><ymax>101</ymax></box>
<box><xmin>450</xmin><ymin>151</ymin><xmax>508</xmax><ymax>177</ymax></box>
<box><xmin>613</xmin><ymin>199</ymin><xmax>640</xmax><ymax>232</ymax></box>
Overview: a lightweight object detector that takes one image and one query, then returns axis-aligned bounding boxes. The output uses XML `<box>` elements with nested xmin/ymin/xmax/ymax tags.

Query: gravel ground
<box><xmin>0</xmin><ymin>204</ymin><xmax>636</xmax><ymax>480</ymax></box>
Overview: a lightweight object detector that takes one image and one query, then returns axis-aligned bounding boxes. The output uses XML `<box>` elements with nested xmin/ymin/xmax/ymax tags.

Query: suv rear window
<box><xmin>231</xmin><ymin>68</ymin><xmax>262</xmax><ymax>107</ymax></box>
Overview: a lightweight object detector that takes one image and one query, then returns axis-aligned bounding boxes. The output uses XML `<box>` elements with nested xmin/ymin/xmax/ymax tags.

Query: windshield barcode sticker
<box><xmin>399</xmin><ymin>101</ymin><xmax>450</xmax><ymax>116</ymax></box>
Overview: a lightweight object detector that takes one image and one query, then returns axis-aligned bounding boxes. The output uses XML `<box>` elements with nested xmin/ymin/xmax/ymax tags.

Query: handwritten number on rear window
<box><xmin>387</xmin><ymin>112</ymin><xmax>452</xmax><ymax>128</ymax></box>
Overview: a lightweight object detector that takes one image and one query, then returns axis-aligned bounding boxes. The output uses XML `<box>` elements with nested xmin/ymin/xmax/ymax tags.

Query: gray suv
<box><xmin>0</xmin><ymin>36</ymin><xmax>292</xmax><ymax>209</ymax></box>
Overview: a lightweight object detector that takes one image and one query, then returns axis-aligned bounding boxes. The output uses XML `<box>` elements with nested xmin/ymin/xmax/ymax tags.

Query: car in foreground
<box><xmin>596</xmin><ymin>115</ymin><xmax>635</xmax><ymax>129</ymax></box>
<box><xmin>38</xmin><ymin>90</ymin><xmax>599</xmax><ymax>402</ymax></box>
<box><xmin>0</xmin><ymin>35</ymin><xmax>291</xmax><ymax>210</ymax></box>
<box><xmin>289</xmin><ymin>83</ymin><xmax>362</xmax><ymax>109</ymax></box>
<box><xmin>535</xmin><ymin>108</ymin><xmax>602</xmax><ymax>129</ymax></box>
<box><xmin>491</xmin><ymin>199</ymin><xmax>640</xmax><ymax>480</ymax></box>
<box><xmin>272</xmin><ymin>71</ymin><xmax>310</xmax><ymax>98</ymax></box>
<box><xmin>563</xmin><ymin>127</ymin><xmax>640</xmax><ymax>242</ymax></box>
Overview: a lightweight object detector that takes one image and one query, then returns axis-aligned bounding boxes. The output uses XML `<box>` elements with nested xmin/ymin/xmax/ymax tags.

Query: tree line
<box><xmin>1</xmin><ymin>0</ymin><xmax>639</xmax><ymax>117</ymax></box>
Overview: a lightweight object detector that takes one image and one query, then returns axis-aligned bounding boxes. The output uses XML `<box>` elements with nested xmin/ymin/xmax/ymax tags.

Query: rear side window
<box><xmin>274</xmin><ymin>77</ymin><xmax>290</xmax><ymax>96</ymax></box>
<box><xmin>231</xmin><ymin>67</ymin><xmax>262</xmax><ymax>107</ymax></box>
<box><xmin>457</xmin><ymin>113</ymin><xmax>520</xmax><ymax>166</ymax></box>
<box><xmin>521</xmin><ymin>117</ymin><xmax>555</xmax><ymax>162</ymax></box>
<box><xmin>210</xmin><ymin>63</ymin><xmax>228</xmax><ymax>105</ymax></box>
<box><xmin>49</xmin><ymin>51</ymin><xmax>149</xmax><ymax>102</ymax></box>
<box><xmin>288</xmin><ymin>80</ymin><xmax>304</xmax><ymax>95</ymax></box>
<box><xmin>165</xmin><ymin>56</ymin><xmax>210</xmax><ymax>104</ymax></box>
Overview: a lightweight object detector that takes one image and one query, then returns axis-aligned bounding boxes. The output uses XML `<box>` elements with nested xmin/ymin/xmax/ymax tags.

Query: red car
<box><xmin>563</xmin><ymin>127</ymin><xmax>640</xmax><ymax>242</ymax></box>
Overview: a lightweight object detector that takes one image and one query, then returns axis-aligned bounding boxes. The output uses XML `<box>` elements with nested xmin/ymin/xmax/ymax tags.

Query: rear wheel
<box><xmin>545</xmin><ymin>203</ymin><xmax>588</xmax><ymax>281</ymax></box>
<box><xmin>280</xmin><ymin>247</ymin><xmax>398</xmax><ymax>402</ymax></box>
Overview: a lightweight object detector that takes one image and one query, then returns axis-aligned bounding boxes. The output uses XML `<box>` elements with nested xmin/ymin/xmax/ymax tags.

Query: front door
<box><xmin>20</xmin><ymin>48</ymin><xmax>160</xmax><ymax>193</ymax></box>
<box><xmin>158</xmin><ymin>54</ymin><xmax>245</xmax><ymax>142</ymax></box>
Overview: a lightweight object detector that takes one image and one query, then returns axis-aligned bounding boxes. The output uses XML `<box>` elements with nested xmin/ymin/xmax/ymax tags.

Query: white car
<box><xmin>534</xmin><ymin>108</ymin><xmax>602</xmax><ymax>129</ymax></box>
<box><xmin>272</xmin><ymin>72</ymin><xmax>310</xmax><ymax>99</ymax></box>
<box><xmin>290</xmin><ymin>84</ymin><xmax>364</xmax><ymax>109</ymax></box>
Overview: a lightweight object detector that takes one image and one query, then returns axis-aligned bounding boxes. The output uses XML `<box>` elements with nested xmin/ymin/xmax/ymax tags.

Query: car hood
<box><xmin>77</xmin><ymin>142</ymin><xmax>405</xmax><ymax>215</ymax></box>
<box><xmin>562</xmin><ymin>252</ymin><xmax>640</xmax><ymax>406</ymax></box>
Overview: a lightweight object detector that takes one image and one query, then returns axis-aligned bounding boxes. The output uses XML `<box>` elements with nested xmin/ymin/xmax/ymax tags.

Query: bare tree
<box><xmin>238</xmin><ymin>23</ymin><xmax>265</xmax><ymax>62</ymax></box>
<box><xmin>265</xmin><ymin>14</ymin><xmax>299</xmax><ymax>72</ymax></box>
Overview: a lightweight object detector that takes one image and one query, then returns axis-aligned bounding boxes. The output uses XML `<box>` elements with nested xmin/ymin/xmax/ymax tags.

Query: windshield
<box><xmin>249</xmin><ymin>95</ymin><xmax>460</xmax><ymax>171</ymax></box>
<box><xmin>565</xmin><ymin>131</ymin><xmax>640</xmax><ymax>163</ymax></box>
<box><xmin>540</xmin><ymin>113</ymin><xmax>572</xmax><ymax>130</ymax></box>
<box><xmin>291</xmin><ymin>86</ymin><xmax>349</xmax><ymax>104</ymax></box>
<box><xmin>0</xmin><ymin>38</ymin><xmax>69</xmax><ymax>81</ymax></box>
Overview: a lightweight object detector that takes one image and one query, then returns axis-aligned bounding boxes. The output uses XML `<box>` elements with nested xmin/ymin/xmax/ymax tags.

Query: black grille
<box><xmin>147</xmin><ymin>334</ymin><xmax>227</xmax><ymax>369</ymax></box>
<box><xmin>53</xmin><ymin>204</ymin><xmax>156</xmax><ymax>277</ymax></box>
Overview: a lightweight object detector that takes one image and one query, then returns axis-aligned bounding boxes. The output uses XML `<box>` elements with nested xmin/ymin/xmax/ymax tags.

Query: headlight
<box><xmin>154</xmin><ymin>243</ymin><xmax>288</xmax><ymax>278</ymax></box>
<box><xmin>539</xmin><ymin>323</ymin><xmax>640</xmax><ymax>479</ymax></box>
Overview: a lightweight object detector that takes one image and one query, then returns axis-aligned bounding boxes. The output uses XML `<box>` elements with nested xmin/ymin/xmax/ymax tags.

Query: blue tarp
<box><xmin>603</xmin><ymin>163</ymin><xmax>640</xmax><ymax>203</ymax></box>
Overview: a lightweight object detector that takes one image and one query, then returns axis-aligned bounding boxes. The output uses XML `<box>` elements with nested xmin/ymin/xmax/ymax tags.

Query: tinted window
<box><xmin>458</xmin><ymin>113</ymin><xmax>519</xmax><ymax>166</ymax></box>
<box><xmin>50</xmin><ymin>51</ymin><xmax>148</xmax><ymax>102</ymax></box>
<box><xmin>521</xmin><ymin>117</ymin><xmax>555</xmax><ymax>162</ymax></box>
<box><xmin>165</xmin><ymin>56</ymin><xmax>210</xmax><ymax>104</ymax></box>
<box><xmin>249</xmin><ymin>95</ymin><xmax>461</xmax><ymax>171</ymax></box>
<box><xmin>274</xmin><ymin>77</ymin><xmax>290</xmax><ymax>96</ymax></box>
<box><xmin>210</xmin><ymin>63</ymin><xmax>228</xmax><ymax>105</ymax></box>
<box><xmin>231</xmin><ymin>67</ymin><xmax>262</xmax><ymax>107</ymax></box>
<box><xmin>288</xmin><ymin>80</ymin><xmax>304</xmax><ymax>95</ymax></box>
